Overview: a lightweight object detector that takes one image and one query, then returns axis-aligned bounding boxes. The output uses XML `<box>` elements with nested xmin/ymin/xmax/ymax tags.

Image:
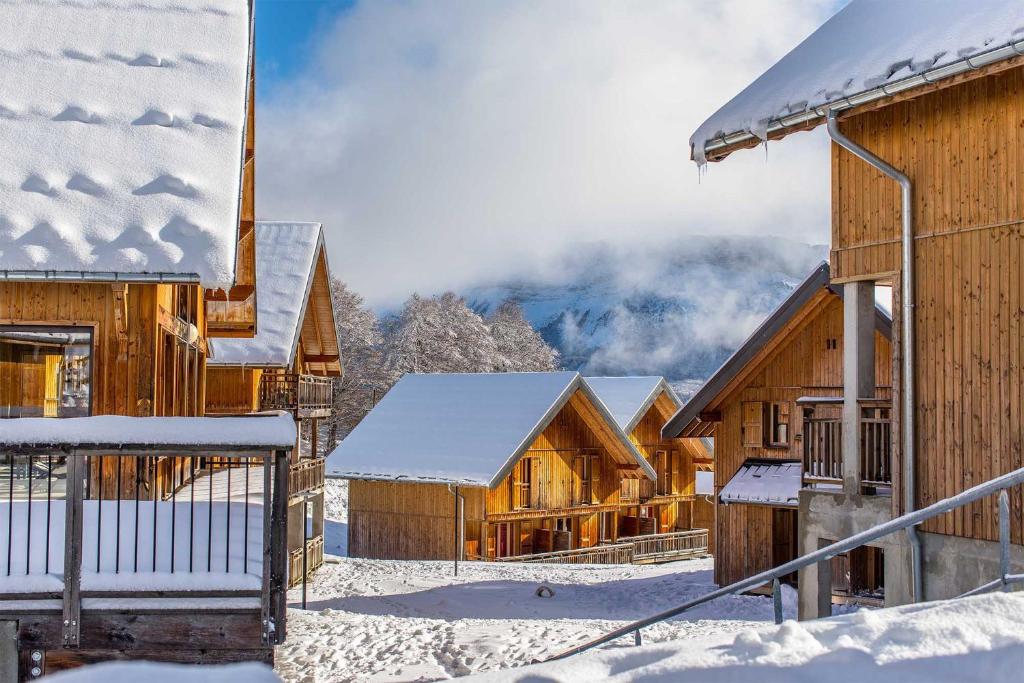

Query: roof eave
<box><xmin>696</xmin><ymin>41</ymin><xmax>1024</xmax><ymax>164</ymax></box>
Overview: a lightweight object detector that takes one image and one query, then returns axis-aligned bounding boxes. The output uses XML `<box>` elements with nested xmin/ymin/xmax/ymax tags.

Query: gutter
<box><xmin>825</xmin><ymin>112</ymin><xmax>922</xmax><ymax>602</ymax></box>
<box><xmin>0</xmin><ymin>270</ymin><xmax>201</xmax><ymax>283</ymax></box>
<box><xmin>700</xmin><ymin>38</ymin><xmax>1024</xmax><ymax>162</ymax></box>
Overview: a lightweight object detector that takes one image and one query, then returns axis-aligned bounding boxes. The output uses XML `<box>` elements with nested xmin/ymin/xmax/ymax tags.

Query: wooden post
<box><xmin>271</xmin><ymin>449</ymin><xmax>290</xmax><ymax>642</ymax></box>
<box><xmin>62</xmin><ymin>454</ymin><xmax>86</xmax><ymax>648</ymax></box>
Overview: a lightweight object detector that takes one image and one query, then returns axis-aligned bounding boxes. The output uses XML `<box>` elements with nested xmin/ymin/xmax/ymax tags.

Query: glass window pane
<box><xmin>0</xmin><ymin>327</ymin><xmax>92</xmax><ymax>418</ymax></box>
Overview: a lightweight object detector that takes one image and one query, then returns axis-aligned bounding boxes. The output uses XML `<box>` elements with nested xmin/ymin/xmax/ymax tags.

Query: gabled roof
<box><xmin>326</xmin><ymin>372</ymin><xmax>656</xmax><ymax>487</ymax></box>
<box><xmin>583</xmin><ymin>376</ymin><xmax>680</xmax><ymax>434</ymax></box>
<box><xmin>692</xmin><ymin>1</ymin><xmax>1024</xmax><ymax>164</ymax></box>
<box><xmin>0</xmin><ymin>1</ymin><xmax>252</xmax><ymax>287</ymax></box>
<box><xmin>662</xmin><ymin>262</ymin><xmax>891</xmax><ymax>439</ymax></box>
<box><xmin>209</xmin><ymin>222</ymin><xmax>339</xmax><ymax>372</ymax></box>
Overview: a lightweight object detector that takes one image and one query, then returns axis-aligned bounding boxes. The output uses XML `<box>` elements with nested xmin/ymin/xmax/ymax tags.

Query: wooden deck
<box><xmin>492</xmin><ymin>529</ymin><xmax>709</xmax><ymax>566</ymax></box>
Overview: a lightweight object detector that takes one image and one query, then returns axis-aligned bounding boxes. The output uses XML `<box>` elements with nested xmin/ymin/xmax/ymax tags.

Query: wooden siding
<box><xmin>831</xmin><ymin>66</ymin><xmax>1024</xmax><ymax>544</ymax></box>
<box><xmin>205</xmin><ymin>366</ymin><xmax>262</xmax><ymax>415</ymax></box>
<box><xmin>348</xmin><ymin>481</ymin><xmax>486</xmax><ymax>560</ymax></box>
<box><xmin>710</xmin><ymin>293</ymin><xmax>891</xmax><ymax>586</ymax></box>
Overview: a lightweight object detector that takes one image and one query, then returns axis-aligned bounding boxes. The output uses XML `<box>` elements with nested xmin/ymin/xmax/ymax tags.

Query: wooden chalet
<box><xmin>326</xmin><ymin>372</ymin><xmax>696</xmax><ymax>565</ymax></box>
<box><xmin>663</xmin><ymin>264</ymin><xmax>892</xmax><ymax>598</ymax></box>
<box><xmin>206</xmin><ymin>221</ymin><xmax>341</xmax><ymax>586</ymax></box>
<box><xmin>688</xmin><ymin>0</ymin><xmax>1024</xmax><ymax>616</ymax></box>
<box><xmin>584</xmin><ymin>376</ymin><xmax>713</xmax><ymax>559</ymax></box>
<box><xmin>0</xmin><ymin>1</ymin><xmax>295</xmax><ymax>677</ymax></box>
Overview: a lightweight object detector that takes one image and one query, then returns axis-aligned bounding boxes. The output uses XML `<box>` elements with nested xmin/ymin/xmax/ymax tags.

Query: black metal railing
<box><xmin>0</xmin><ymin>445</ymin><xmax>290</xmax><ymax>647</ymax></box>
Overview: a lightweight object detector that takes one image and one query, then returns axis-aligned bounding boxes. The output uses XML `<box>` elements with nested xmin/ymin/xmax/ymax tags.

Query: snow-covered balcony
<box><xmin>0</xmin><ymin>413</ymin><xmax>295</xmax><ymax>650</ymax></box>
<box><xmin>259</xmin><ymin>373</ymin><xmax>333</xmax><ymax>419</ymax></box>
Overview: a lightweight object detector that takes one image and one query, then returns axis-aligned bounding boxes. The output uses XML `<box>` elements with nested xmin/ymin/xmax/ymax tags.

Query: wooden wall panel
<box><xmin>205</xmin><ymin>367</ymin><xmax>261</xmax><ymax>415</ymax></box>
<box><xmin>347</xmin><ymin>480</ymin><xmax>485</xmax><ymax>560</ymax></box>
<box><xmin>832</xmin><ymin>67</ymin><xmax>1024</xmax><ymax>543</ymax></box>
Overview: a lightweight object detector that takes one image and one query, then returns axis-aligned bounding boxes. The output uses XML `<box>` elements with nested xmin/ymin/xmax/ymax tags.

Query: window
<box><xmin>1</xmin><ymin>326</ymin><xmax>92</xmax><ymax>418</ymax></box>
<box><xmin>767</xmin><ymin>402</ymin><xmax>790</xmax><ymax>447</ymax></box>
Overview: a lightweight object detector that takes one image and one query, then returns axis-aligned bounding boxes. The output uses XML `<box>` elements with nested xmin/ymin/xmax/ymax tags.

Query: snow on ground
<box><xmin>48</xmin><ymin>662</ymin><xmax>280</xmax><ymax>682</ymax></box>
<box><xmin>276</xmin><ymin>555</ymin><xmax>788</xmax><ymax>682</ymax></box>
<box><xmin>472</xmin><ymin>592</ymin><xmax>1024</xmax><ymax>683</ymax></box>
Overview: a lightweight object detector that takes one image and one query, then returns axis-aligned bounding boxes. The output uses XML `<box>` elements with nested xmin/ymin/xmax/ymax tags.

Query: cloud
<box><xmin>257</xmin><ymin>0</ymin><xmax>838</xmax><ymax>305</ymax></box>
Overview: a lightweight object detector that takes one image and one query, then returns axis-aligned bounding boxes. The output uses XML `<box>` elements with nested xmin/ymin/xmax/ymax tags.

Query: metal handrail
<box><xmin>544</xmin><ymin>464</ymin><xmax>1024</xmax><ymax>662</ymax></box>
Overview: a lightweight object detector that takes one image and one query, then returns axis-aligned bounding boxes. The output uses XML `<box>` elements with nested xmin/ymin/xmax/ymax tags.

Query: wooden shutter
<box><xmin>510</xmin><ymin>462</ymin><xmax>522</xmax><ymax>509</ymax></box>
<box><xmin>590</xmin><ymin>454</ymin><xmax>601</xmax><ymax>503</ymax></box>
<box><xmin>741</xmin><ymin>401</ymin><xmax>764</xmax><ymax>448</ymax></box>
<box><xmin>670</xmin><ymin>449</ymin><xmax>680</xmax><ymax>494</ymax></box>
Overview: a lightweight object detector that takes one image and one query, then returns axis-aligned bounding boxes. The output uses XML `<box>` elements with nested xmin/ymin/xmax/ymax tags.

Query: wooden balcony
<box><xmin>259</xmin><ymin>373</ymin><xmax>333</xmax><ymax>418</ymax></box>
<box><xmin>288</xmin><ymin>536</ymin><xmax>324</xmax><ymax>588</ymax></box>
<box><xmin>289</xmin><ymin>457</ymin><xmax>325</xmax><ymax>502</ymax></box>
<box><xmin>800</xmin><ymin>397</ymin><xmax>892</xmax><ymax>491</ymax></box>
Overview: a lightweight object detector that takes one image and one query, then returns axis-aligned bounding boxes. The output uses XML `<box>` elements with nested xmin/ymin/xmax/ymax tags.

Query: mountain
<box><xmin>462</xmin><ymin>236</ymin><xmax>827</xmax><ymax>398</ymax></box>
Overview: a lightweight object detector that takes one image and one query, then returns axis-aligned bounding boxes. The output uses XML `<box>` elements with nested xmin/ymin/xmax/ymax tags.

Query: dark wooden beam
<box><xmin>698</xmin><ymin>411</ymin><xmax>722</xmax><ymax>423</ymax></box>
<box><xmin>302</xmin><ymin>354</ymin><xmax>340</xmax><ymax>364</ymax></box>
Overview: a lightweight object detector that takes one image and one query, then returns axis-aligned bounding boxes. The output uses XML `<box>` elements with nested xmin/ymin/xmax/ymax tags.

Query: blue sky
<box><xmin>255</xmin><ymin>0</ymin><xmax>352</xmax><ymax>97</ymax></box>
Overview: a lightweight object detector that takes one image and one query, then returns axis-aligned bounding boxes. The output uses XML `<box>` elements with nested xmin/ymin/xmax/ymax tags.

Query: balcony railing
<box><xmin>492</xmin><ymin>529</ymin><xmax>709</xmax><ymax>566</ymax></box>
<box><xmin>289</xmin><ymin>457</ymin><xmax>325</xmax><ymax>501</ymax></box>
<box><xmin>493</xmin><ymin>542</ymin><xmax>634</xmax><ymax>565</ymax></box>
<box><xmin>259</xmin><ymin>373</ymin><xmax>333</xmax><ymax>418</ymax></box>
<box><xmin>619</xmin><ymin>529</ymin><xmax>709</xmax><ymax>564</ymax></box>
<box><xmin>288</xmin><ymin>535</ymin><xmax>324</xmax><ymax>587</ymax></box>
<box><xmin>800</xmin><ymin>397</ymin><xmax>892</xmax><ymax>490</ymax></box>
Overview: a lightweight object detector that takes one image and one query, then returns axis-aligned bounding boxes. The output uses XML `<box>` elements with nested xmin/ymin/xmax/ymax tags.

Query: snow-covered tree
<box><xmin>489</xmin><ymin>300</ymin><xmax>559</xmax><ymax>372</ymax></box>
<box><xmin>324</xmin><ymin>278</ymin><xmax>390</xmax><ymax>446</ymax></box>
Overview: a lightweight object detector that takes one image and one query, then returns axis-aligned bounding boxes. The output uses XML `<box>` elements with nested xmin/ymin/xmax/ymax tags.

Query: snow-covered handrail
<box><xmin>544</xmin><ymin>465</ymin><xmax>1024</xmax><ymax>662</ymax></box>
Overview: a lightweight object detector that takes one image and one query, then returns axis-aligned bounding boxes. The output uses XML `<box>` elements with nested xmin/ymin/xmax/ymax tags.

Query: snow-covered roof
<box><xmin>209</xmin><ymin>222</ymin><xmax>325</xmax><ymax>367</ymax></box>
<box><xmin>0</xmin><ymin>413</ymin><xmax>296</xmax><ymax>450</ymax></box>
<box><xmin>719</xmin><ymin>459</ymin><xmax>801</xmax><ymax>508</ymax></box>
<box><xmin>327</xmin><ymin>372</ymin><xmax>655</xmax><ymax>487</ymax></box>
<box><xmin>584</xmin><ymin>376</ymin><xmax>679</xmax><ymax>433</ymax></box>
<box><xmin>692</xmin><ymin>0</ymin><xmax>1024</xmax><ymax>164</ymax></box>
<box><xmin>0</xmin><ymin>1</ymin><xmax>252</xmax><ymax>287</ymax></box>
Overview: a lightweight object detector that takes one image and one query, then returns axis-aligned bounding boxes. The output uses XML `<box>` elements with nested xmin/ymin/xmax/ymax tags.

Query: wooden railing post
<box><xmin>62</xmin><ymin>453</ymin><xmax>86</xmax><ymax>648</ymax></box>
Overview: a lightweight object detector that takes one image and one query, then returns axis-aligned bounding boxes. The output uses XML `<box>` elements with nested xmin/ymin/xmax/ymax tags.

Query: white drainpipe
<box><xmin>826</xmin><ymin>111</ymin><xmax>923</xmax><ymax>602</ymax></box>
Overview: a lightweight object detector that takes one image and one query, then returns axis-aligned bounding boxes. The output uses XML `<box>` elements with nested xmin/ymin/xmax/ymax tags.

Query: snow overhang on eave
<box><xmin>695</xmin><ymin>40</ymin><xmax>1024</xmax><ymax>165</ymax></box>
<box><xmin>0</xmin><ymin>270</ymin><xmax>201</xmax><ymax>284</ymax></box>
<box><xmin>326</xmin><ymin>471</ymin><xmax>489</xmax><ymax>488</ymax></box>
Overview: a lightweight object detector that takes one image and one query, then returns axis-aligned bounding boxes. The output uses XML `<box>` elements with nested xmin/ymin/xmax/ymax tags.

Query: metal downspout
<box><xmin>826</xmin><ymin>112</ymin><xmax>923</xmax><ymax>602</ymax></box>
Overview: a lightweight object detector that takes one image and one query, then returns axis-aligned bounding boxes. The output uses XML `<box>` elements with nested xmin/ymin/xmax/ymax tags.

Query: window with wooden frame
<box><xmin>741</xmin><ymin>401</ymin><xmax>764</xmax><ymax>448</ymax></box>
<box><xmin>572</xmin><ymin>451</ymin><xmax>601</xmax><ymax>505</ymax></box>
<box><xmin>767</xmin><ymin>401</ymin><xmax>790</xmax><ymax>447</ymax></box>
<box><xmin>510</xmin><ymin>458</ymin><xmax>534</xmax><ymax>510</ymax></box>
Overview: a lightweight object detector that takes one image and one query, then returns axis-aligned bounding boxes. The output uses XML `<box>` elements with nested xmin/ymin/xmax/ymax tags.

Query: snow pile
<box><xmin>0</xmin><ymin>413</ymin><xmax>296</xmax><ymax>448</ymax></box>
<box><xmin>210</xmin><ymin>223</ymin><xmax>323</xmax><ymax>367</ymax></box>
<box><xmin>0</xmin><ymin>0</ymin><xmax>250</xmax><ymax>286</ymax></box>
<box><xmin>473</xmin><ymin>592</ymin><xmax>1024</xmax><ymax>682</ymax></box>
<box><xmin>326</xmin><ymin>372</ymin><xmax>580</xmax><ymax>486</ymax></box>
<box><xmin>278</xmin><ymin>557</ymin><xmax>782</xmax><ymax>681</ymax></box>
<box><xmin>47</xmin><ymin>662</ymin><xmax>279</xmax><ymax>683</ymax></box>
<box><xmin>583</xmin><ymin>376</ymin><xmax>674</xmax><ymax>432</ymax></box>
<box><xmin>692</xmin><ymin>0</ymin><xmax>1024</xmax><ymax>164</ymax></box>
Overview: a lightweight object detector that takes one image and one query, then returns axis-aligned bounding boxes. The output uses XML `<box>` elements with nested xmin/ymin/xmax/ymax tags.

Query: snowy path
<box><xmin>276</xmin><ymin>482</ymin><xmax>786</xmax><ymax>682</ymax></box>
